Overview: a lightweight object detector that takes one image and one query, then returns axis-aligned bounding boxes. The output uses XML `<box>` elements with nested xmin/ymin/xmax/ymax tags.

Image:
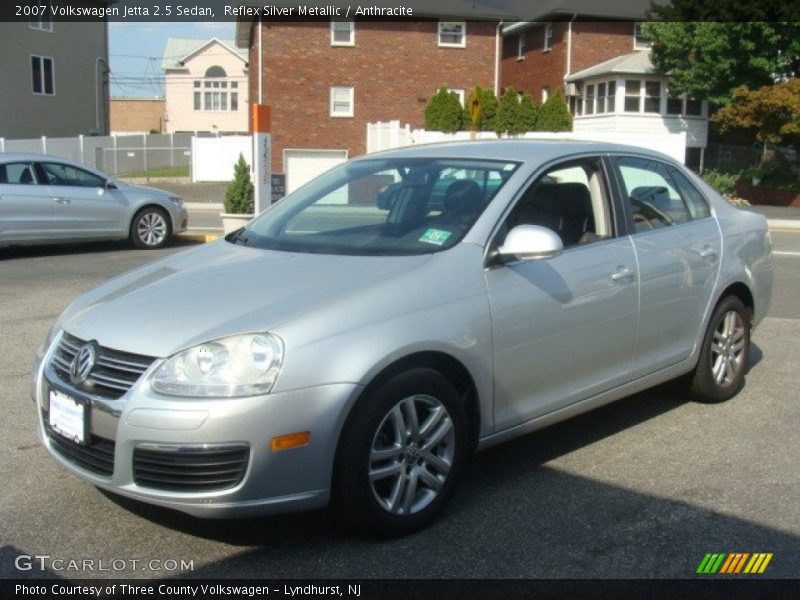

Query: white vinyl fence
<box><xmin>366</xmin><ymin>121</ymin><xmax>688</xmax><ymax>164</ymax></box>
<box><xmin>190</xmin><ymin>135</ymin><xmax>252</xmax><ymax>182</ymax></box>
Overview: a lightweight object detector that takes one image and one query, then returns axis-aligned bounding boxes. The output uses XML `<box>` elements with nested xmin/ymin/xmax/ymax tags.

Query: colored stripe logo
<box><xmin>697</xmin><ymin>553</ymin><xmax>773</xmax><ymax>574</ymax></box>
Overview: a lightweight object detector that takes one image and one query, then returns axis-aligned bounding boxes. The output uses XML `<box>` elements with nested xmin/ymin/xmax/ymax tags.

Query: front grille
<box><xmin>133</xmin><ymin>445</ymin><xmax>250</xmax><ymax>492</ymax></box>
<box><xmin>50</xmin><ymin>332</ymin><xmax>155</xmax><ymax>400</ymax></box>
<box><xmin>44</xmin><ymin>413</ymin><xmax>115</xmax><ymax>477</ymax></box>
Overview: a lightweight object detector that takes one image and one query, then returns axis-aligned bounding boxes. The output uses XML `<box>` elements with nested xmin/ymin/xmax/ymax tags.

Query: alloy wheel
<box><xmin>137</xmin><ymin>212</ymin><xmax>167</xmax><ymax>247</ymax></box>
<box><xmin>710</xmin><ymin>310</ymin><xmax>746</xmax><ymax>387</ymax></box>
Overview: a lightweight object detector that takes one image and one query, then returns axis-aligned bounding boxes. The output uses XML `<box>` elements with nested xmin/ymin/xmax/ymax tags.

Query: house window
<box><xmin>439</xmin><ymin>22</ymin><xmax>466</xmax><ymax>48</ymax></box>
<box><xmin>666</xmin><ymin>91</ymin><xmax>683</xmax><ymax>115</ymax></box>
<box><xmin>31</xmin><ymin>56</ymin><xmax>54</xmax><ymax>95</ymax></box>
<box><xmin>194</xmin><ymin>66</ymin><xmax>239</xmax><ymax>111</ymax></box>
<box><xmin>330</xmin><ymin>86</ymin><xmax>354</xmax><ymax>117</ymax></box>
<box><xmin>606</xmin><ymin>81</ymin><xmax>616</xmax><ymax>112</ymax></box>
<box><xmin>624</xmin><ymin>80</ymin><xmax>641</xmax><ymax>112</ymax></box>
<box><xmin>517</xmin><ymin>33</ymin><xmax>525</xmax><ymax>59</ymax></box>
<box><xmin>448</xmin><ymin>88</ymin><xmax>466</xmax><ymax>106</ymax></box>
<box><xmin>331</xmin><ymin>21</ymin><xmax>354</xmax><ymax>46</ymax></box>
<box><xmin>633</xmin><ymin>23</ymin><xmax>652</xmax><ymax>50</ymax></box>
<box><xmin>685</xmin><ymin>97</ymin><xmax>703</xmax><ymax>116</ymax></box>
<box><xmin>541</xmin><ymin>86</ymin><xmax>550</xmax><ymax>103</ymax></box>
<box><xmin>644</xmin><ymin>81</ymin><xmax>661</xmax><ymax>113</ymax></box>
<box><xmin>543</xmin><ymin>24</ymin><xmax>553</xmax><ymax>51</ymax></box>
<box><xmin>29</xmin><ymin>0</ymin><xmax>52</xmax><ymax>32</ymax></box>
<box><xmin>584</xmin><ymin>84</ymin><xmax>595</xmax><ymax>115</ymax></box>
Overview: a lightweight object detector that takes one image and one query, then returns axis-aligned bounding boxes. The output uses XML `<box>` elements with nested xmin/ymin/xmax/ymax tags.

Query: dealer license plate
<box><xmin>49</xmin><ymin>390</ymin><xmax>87</xmax><ymax>445</ymax></box>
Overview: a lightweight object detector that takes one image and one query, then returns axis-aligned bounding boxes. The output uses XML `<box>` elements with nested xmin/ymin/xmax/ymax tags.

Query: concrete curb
<box><xmin>767</xmin><ymin>219</ymin><xmax>800</xmax><ymax>231</ymax></box>
<box><xmin>185</xmin><ymin>202</ymin><xmax>223</xmax><ymax>210</ymax></box>
<box><xmin>177</xmin><ymin>232</ymin><xmax>219</xmax><ymax>243</ymax></box>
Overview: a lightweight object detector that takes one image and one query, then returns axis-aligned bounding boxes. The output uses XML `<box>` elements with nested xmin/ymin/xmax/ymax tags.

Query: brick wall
<box><xmin>109</xmin><ymin>99</ymin><xmax>165</xmax><ymax>133</ymax></box>
<box><xmin>501</xmin><ymin>21</ymin><xmax>636</xmax><ymax>101</ymax></box>
<box><xmin>249</xmin><ymin>20</ymin><xmax>497</xmax><ymax>173</ymax></box>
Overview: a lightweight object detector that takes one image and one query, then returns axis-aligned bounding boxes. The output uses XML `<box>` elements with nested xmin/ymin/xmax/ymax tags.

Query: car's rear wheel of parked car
<box><xmin>688</xmin><ymin>296</ymin><xmax>751</xmax><ymax>403</ymax></box>
<box><xmin>130</xmin><ymin>207</ymin><xmax>171</xmax><ymax>250</ymax></box>
<box><xmin>333</xmin><ymin>368</ymin><xmax>467</xmax><ymax>537</ymax></box>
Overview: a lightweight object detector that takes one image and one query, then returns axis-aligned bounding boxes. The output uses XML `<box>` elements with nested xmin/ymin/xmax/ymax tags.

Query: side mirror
<box><xmin>496</xmin><ymin>225</ymin><xmax>563</xmax><ymax>262</ymax></box>
<box><xmin>105</xmin><ymin>180</ymin><xmax>117</xmax><ymax>190</ymax></box>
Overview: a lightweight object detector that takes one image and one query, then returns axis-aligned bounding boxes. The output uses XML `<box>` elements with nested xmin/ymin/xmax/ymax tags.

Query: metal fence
<box><xmin>703</xmin><ymin>143</ymin><xmax>762</xmax><ymax>173</ymax></box>
<box><xmin>0</xmin><ymin>131</ymin><xmax>225</xmax><ymax>180</ymax></box>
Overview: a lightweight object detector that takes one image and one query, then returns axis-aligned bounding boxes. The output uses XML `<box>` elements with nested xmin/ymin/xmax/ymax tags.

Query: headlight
<box><xmin>151</xmin><ymin>333</ymin><xmax>284</xmax><ymax>398</ymax></box>
<box><xmin>167</xmin><ymin>195</ymin><xmax>183</xmax><ymax>206</ymax></box>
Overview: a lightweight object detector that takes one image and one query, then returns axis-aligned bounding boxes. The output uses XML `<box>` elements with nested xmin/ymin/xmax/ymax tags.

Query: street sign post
<box><xmin>252</xmin><ymin>104</ymin><xmax>271</xmax><ymax>214</ymax></box>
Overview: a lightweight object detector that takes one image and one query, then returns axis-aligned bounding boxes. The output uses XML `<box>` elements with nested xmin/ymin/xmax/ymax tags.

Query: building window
<box><xmin>584</xmin><ymin>84</ymin><xmax>595</xmax><ymax>115</ymax></box>
<box><xmin>517</xmin><ymin>33</ymin><xmax>525</xmax><ymax>59</ymax></box>
<box><xmin>193</xmin><ymin>66</ymin><xmax>240</xmax><ymax>112</ymax></box>
<box><xmin>543</xmin><ymin>24</ymin><xmax>553</xmax><ymax>51</ymax></box>
<box><xmin>448</xmin><ymin>88</ymin><xmax>466</xmax><ymax>106</ymax></box>
<box><xmin>330</xmin><ymin>86</ymin><xmax>354</xmax><ymax>117</ymax></box>
<box><xmin>331</xmin><ymin>21</ymin><xmax>355</xmax><ymax>46</ymax></box>
<box><xmin>31</xmin><ymin>55</ymin><xmax>54</xmax><ymax>95</ymax></box>
<box><xmin>596</xmin><ymin>83</ymin><xmax>607</xmax><ymax>114</ymax></box>
<box><xmin>633</xmin><ymin>23</ymin><xmax>652</xmax><ymax>50</ymax></box>
<box><xmin>29</xmin><ymin>0</ymin><xmax>52</xmax><ymax>32</ymax></box>
<box><xmin>541</xmin><ymin>86</ymin><xmax>550</xmax><ymax>103</ymax></box>
<box><xmin>606</xmin><ymin>81</ymin><xmax>616</xmax><ymax>112</ymax></box>
<box><xmin>438</xmin><ymin>22</ymin><xmax>466</xmax><ymax>48</ymax></box>
<box><xmin>624</xmin><ymin>80</ymin><xmax>641</xmax><ymax>112</ymax></box>
<box><xmin>644</xmin><ymin>81</ymin><xmax>661</xmax><ymax>113</ymax></box>
<box><xmin>666</xmin><ymin>91</ymin><xmax>683</xmax><ymax>115</ymax></box>
<box><xmin>685</xmin><ymin>97</ymin><xmax>703</xmax><ymax>116</ymax></box>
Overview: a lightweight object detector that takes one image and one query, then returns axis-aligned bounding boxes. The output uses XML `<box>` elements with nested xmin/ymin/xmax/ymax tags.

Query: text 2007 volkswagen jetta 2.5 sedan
<box><xmin>32</xmin><ymin>141</ymin><xmax>773</xmax><ymax>536</ymax></box>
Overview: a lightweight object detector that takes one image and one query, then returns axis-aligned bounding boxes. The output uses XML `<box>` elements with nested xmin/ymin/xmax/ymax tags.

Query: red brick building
<box><xmin>236</xmin><ymin>19</ymin><xmax>500</xmax><ymax>191</ymax></box>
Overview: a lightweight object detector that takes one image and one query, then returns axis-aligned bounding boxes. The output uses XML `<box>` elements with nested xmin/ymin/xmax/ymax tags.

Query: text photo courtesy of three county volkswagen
<box><xmin>2</xmin><ymin>0</ymin><xmax>800</xmax><ymax>585</ymax></box>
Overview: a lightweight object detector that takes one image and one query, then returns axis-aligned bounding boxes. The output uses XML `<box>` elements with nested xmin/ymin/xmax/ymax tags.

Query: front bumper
<box><xmin>32</xmin><ymin>336</ymin><xmax>362</xmax><ymax>518</ymax></box>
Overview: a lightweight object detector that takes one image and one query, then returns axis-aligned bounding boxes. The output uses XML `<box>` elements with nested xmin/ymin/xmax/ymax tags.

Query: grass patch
<box><xmin>118</xmin><ymin>166</ymin><xmax>189</xmax><ymax>179</ymax></box>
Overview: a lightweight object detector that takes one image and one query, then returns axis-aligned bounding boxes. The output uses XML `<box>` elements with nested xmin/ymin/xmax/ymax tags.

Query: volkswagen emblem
<box><xmin>70</xmin><ymin>343</ymin><xmax>97</xmax><ymax>385</ymax></box>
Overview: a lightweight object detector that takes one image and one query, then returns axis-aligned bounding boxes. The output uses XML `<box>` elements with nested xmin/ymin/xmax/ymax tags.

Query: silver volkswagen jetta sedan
<box><xmin>0</xmin><ymin>154</ymin><xmax>187</xmax><ymax>249</ymax></box>
<box><xmin>32</xmin><ymin>141</ymin><xmax>773</xmax><ymax>536</ymax></box>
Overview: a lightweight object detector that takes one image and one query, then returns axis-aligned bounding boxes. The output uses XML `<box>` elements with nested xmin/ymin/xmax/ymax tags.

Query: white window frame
<box><xmin>517</xmin><ymin>33</ymin><xmax>525</xmax><ymax>60</ymax></box>
<box><xmin>31</xmin><ymin>55</ymin><xmax>55</xmax><ymax>96</ymax></box>
<box><xmin>438</xmin><ymin>22</ymin><xmax>466</xmax><ymax>48</ymax></box>
<box><xmin>448</xmin><ymin>88</ymin><xmax>466</xmax><ymax>106</ymax></box>
<box><xmin>193</xmin><ymin>78</ymin><xmax>240</xmax><ymax>112</ymax></box>
<box><xmin>331</xmin><ymin>21</ymin><xmax>355</xmax><ymax>46</ymax></box>
<box><xmin>541</xmin><ymin>86</ymin><xmax>550</xmax><ymax>103</ymax></box>
<box><xmin>543</xmin><ymin>23</ymin><xmax>553</xmax><ymax>52</ymax></box>
<box><xmin>330</xmin><ymin>86</ymin><xmax>354</xmax><ymax>118</ymax></box>
<box><xmin>29</xmin><ymin>0</ymin><xmax>52</xmax><ymax>32</ymax></box>
<box><xmin>633</xmin><ymin>22</ymin><xmax>652</xmax><ymax>50</ymax></box>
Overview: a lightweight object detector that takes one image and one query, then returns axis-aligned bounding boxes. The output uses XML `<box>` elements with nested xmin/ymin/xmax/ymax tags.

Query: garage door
<box><xmin>284</xmin><ymin>149</ymin><xmax>348</xmax><ymax>194</ymax></box>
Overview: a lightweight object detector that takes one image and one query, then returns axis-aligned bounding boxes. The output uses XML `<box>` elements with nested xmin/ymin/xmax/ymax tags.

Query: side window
<box><xmin>502</xmin><ymin>158</ymin><xmax>613</xmax><ymax>248</ymax></box>
<box><xmin>615</xmin><ymin>157</ymin><xmax>693</xmax><ymax>232</ymax></box>
<box><xmin>667</xmin><ymin>166</ymin><xmax>712</xmax><ymax>220</ymax></box>
<box><xmin>40</xmin><ymin>163</ymin><xmax>105</xmax><ymax>188</ymax></box>
<box><xmin>0</xmin><ymin>162</ymin><xmax>38</xmax><ymax>185</ymax></box>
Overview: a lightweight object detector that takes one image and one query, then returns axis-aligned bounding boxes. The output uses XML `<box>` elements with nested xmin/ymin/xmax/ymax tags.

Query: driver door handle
<box><xmin>54</xmin><ymin>198</ymin><xmax>70</xmax><ymax>205</ymax></box>
<box><xmin>699</xmin><ymin>246</ymin><xmax>718</xmax><ymax>261</ymax></box>
<box><xmin>611</xmin><ymin>266</ymin><xmax>636</xmax><ymax>282</ymax></box>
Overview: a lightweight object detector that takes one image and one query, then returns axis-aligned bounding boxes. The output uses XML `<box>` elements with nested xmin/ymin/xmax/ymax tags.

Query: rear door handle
<box><xmin>699</xmin><ymin>246</ymin><xmax>718</xmax><ymax>261</ymax></box>
<box><xmin>611</xmin><ymin>266</ymin><xmax>636</xmax><ymax>282</ymax></box>
<box><xmin>54</xmin><ymin>198</ymin><xmax>70</xmax><ymax>205</ymax></box>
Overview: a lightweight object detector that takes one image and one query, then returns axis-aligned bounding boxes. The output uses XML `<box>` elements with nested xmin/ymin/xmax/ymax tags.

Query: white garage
<box><xmin>284</xmin><ymin>149</ymin><xmax>348</xmax><ymax>194</ymax></box>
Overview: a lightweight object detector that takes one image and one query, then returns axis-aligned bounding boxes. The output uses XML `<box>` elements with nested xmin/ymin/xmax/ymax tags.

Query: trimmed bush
<box><xmin>519</xmin><ymin>93</ymin><xmax>539</xmax><ymax>132</ymax></box>
<box><xmin>424</xmin><ymin>87</ymin><xmax>466</xmax><ymax>133</ymax></box>
<box><xmin>495</xmin><ymin>87</ymin><xmax>522</xmax><ymax>137</ymax></box>
<box><xmin>224</xmin><ymin>154</ymin><xmax>255</xmax><ymax>214</ymax></box>
<box><xmin>536</xmin><ymin>89</ymin><xmax>573</xmax><ymax>132</ymax></box>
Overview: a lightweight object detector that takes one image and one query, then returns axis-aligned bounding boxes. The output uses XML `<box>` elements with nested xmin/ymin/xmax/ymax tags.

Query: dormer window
<box><xmin>634</xmin><ymin>23</ymin><xmax>652</xmax><ymax>50</ymax></box>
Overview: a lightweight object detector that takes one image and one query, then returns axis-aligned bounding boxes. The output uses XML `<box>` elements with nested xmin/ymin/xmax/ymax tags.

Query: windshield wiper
<box><xmin>227</xmin><ymin>228</ymin><xmax>250</xmax><ymax>246</ymax></box>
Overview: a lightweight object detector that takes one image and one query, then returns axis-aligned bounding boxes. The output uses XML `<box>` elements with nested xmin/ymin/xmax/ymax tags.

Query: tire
<box><xmin>130</xmin><ymin>207</ymin><xmax>171</xmax><ymax>249</ymax></box>
<box><xmin>688</xmin><ymin>296</ymin><xmax>751</xmax><ymax>403</ymax></box>
<box><xmin>332</xmin><ymin>368</ymin><xmax>467</xmax><ymax>537</ymax></box>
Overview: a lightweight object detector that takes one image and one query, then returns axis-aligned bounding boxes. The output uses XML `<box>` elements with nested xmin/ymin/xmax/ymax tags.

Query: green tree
<box><xmin>643</xmin><ymin>21</ymin><xmax>800</xmax><ymax>106</ymax></box>
<box><xmin>714</xmin><ymin>79</ymin><xmax>800</xmax><ymax>147</ymax></box>
<box><xmin>476</xmin><ymin>87</ymin><xmax>498</xmax><ymax>132</ymax></box>
<box><xmin>536</xmin><ymin>90</ymin><xmax>573</xmax><ymax>132</ymax></box>
<box><xmin>495</xmin><ymin>87</ymin><xmax>522</xmax><ymax>137</ymax></box>
<box><xmin>518</xmin><ymin>93</ymin><xmax>538</xmax><ymax>132</ymax></box>
<box><xmin>424</xmin><ymin>87</ymin><xmax>466</xmax><ymax>133</ymax></box>
<box><xmin>224</xmin><ymin>154</ymin><xmax>255</xmax><ymax>214</ymax></box>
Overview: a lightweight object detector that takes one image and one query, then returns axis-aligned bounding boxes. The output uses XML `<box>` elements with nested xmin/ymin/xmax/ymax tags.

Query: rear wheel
<box><xmin>332</xmin><ymin>368</ymin><xmax>467</xmax><ymax>537</ymax></box>
<box><xmin>130</xmin><ymin>207</ymin><xmax>170</xmax><ymax>249</ymax></box>
<box><xmin>688</xmin><ymin>296</ymin><xmax>751</xmax><ymax>403</ymax></box>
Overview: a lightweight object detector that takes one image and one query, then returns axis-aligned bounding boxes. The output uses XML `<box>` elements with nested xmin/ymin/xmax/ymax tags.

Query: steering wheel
<box><xmin>630</xmin><ymin>196</ymin><xmax>674</xmax><ymax>227</ymax></box>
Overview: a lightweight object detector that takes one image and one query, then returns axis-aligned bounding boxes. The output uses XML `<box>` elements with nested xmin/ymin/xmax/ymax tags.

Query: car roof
<box><xmin>360</xmin><ymin>139</ymin><xmax>678</xmax><ymax>165</ymax></box>
<box><xmin>0</xmin><ymin>153</ymin><xmax>83</xmax><ymax>164</ymax></box>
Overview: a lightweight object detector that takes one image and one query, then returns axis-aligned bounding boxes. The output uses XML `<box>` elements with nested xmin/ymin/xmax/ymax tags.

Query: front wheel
<box><xmin>332</xmin><ymin>368</ymin><xmax>467</xmax><ymax>537</ymax></box>
<box><xmin>688</xmin><ymin>296</ymin><xmax>751</xmax><ymax>403</ymax></box>
<box><xmin>130</xmin><ymin>207</ymin><xmax>171</xmax><ymax>249</ymax></box>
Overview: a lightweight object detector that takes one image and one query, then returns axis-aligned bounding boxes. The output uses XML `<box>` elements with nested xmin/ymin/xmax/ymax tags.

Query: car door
<box><xmin>484</xmin><ymin>157</ymin><xmax>639</xmax><ymax>431</ymax></box>
<box><xmin>36</xmin><ymin>161</ymin><xmax>127</xmax><ymax>239</ymax></box>
<box><xmin>0</xmin><ymin>161</ymin><xmax>52</xmax><ymax>244</ymax></box>
<box><xmin>611</xmin><ymin>155</ymin><xmax>721</xmax><ymax>376</ymax></box>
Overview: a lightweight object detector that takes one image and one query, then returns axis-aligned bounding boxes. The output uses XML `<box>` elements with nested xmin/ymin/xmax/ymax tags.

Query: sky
<box><xmin>108</xmin><ymin>22</ymin><xmax>236</xmax><ymax>98</ymax></box>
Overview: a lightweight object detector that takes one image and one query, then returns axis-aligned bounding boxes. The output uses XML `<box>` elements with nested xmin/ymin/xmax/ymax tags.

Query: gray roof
<box><xmin>565</xmin><ymin>50</ymin><xmax>658</xmax><ymax>82</ymax></box>
<box><xmin>161</xmin><ymin>38</ymin><xmax>248</xmax><ymax>71</ymax></box>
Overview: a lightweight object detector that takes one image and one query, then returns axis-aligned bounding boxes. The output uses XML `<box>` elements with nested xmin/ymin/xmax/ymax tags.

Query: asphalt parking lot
<box><xmin>1</xmin><ymin>232</ymin><xmax>799</xmax><ymax>580</ymax></box>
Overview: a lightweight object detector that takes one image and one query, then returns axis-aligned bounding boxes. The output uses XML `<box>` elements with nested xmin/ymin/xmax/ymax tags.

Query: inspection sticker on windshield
<box><xmin>419</xmin><ymin>229</ymin><xmax>452</xmax><ymax>246</ymax></box>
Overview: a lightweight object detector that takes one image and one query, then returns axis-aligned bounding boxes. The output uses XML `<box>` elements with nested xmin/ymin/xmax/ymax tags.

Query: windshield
<box><xmin>231</xmin><ymin>158</ymin><xmax>519</xmax><ymax>256</ymax></box>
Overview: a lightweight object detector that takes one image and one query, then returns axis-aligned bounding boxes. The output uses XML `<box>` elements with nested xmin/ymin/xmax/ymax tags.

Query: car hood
<box><xmin>58</xmin><ymin>241</ymin><xmax>431</xmax><ymax>358</ymax></box>
<box><xmin>115</xmin><ymin>181</ymin><xmax>171</xmax><ymax>197</ymax></box>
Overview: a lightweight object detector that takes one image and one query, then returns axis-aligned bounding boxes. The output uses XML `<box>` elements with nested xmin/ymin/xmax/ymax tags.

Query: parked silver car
<box><xmin>32</xmin><ymin>141</ymin><xmax>773</xmax><ymax>536</ymax></box>
<box><xmin>0</xmin><ymin>154</ymin><xmax>187</xmax><ymax>249</ymax></box>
